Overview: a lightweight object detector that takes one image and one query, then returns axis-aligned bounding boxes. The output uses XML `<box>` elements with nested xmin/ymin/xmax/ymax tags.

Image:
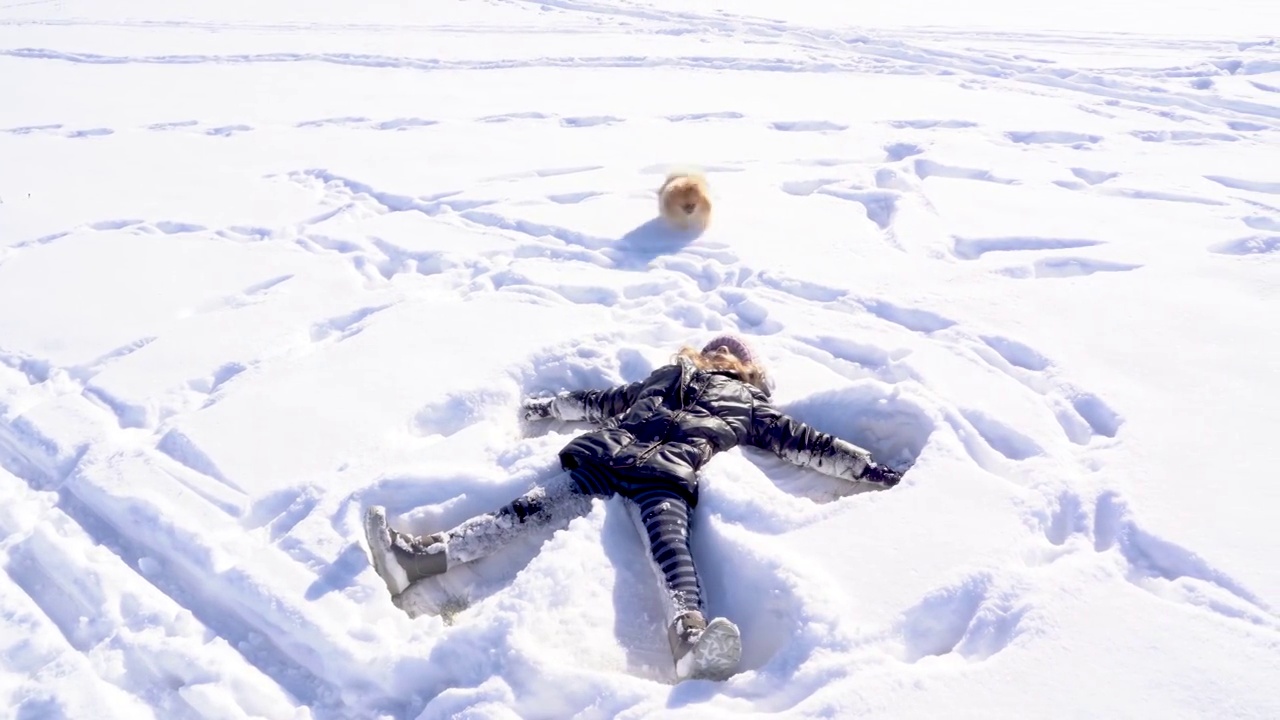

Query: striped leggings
<box><xmin>437</xmin><ymin>462</ymin><xmax>704</xmax><ymax>620</ymax></box>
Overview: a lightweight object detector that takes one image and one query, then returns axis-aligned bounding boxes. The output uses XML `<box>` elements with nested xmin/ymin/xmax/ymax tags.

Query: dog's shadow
<box><xmin>607</xmin><ymin>218</ymin><xmax>702</xmax><ymax>270</ymax></box>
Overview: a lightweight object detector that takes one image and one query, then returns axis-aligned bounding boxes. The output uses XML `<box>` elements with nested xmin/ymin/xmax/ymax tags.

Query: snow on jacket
<box><xmin>537</xmin><ymin>355</ymin><xmax>898</xmax><ymax>506</ymax></box>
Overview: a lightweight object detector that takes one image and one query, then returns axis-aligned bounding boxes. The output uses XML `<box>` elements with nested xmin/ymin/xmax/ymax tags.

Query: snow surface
<box><xmin>2</xmin><ymin>0</ymin><xmax>1279</xmax><ymax>718</ymax></box>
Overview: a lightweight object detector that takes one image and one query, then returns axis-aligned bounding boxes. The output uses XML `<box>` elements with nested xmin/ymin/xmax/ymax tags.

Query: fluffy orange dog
<box><xmin>658</xmin><ymin>170</ymin><xmax>712</xmax><ymax>232</ymax></box>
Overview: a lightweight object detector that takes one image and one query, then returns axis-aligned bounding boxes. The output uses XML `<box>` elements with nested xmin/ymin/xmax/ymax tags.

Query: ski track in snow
<box><xmin>2</xmin><ymin>0</ymin><xmax>1278</xmax><ymax>718</ymax></box>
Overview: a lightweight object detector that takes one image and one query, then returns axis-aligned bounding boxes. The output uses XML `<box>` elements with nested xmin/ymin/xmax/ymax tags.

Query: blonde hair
<box><xmin>675</xmin><ymin>345</ymin><xmax>771</xmax><ymax>394</ymax></box>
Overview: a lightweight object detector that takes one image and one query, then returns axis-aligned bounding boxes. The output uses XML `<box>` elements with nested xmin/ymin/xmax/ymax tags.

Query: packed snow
<box><xmin>2</xmin><ymin>0</ymin><xmax>1278</xmax><ymax>718</ymax></box>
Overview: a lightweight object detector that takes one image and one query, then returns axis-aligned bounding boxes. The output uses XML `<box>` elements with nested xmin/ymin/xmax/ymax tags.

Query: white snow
<box><xmin>2</xmin><ymin>0</ymin><xmax>1278</xmax><ymax>717</ymax></box>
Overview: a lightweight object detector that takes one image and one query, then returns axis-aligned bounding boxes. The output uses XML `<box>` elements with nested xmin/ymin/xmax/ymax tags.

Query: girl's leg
<box><xmin>364</xmin><ymin>464</ymin><xmax>614</xmax><ymax>596</ymax></box>
<box><xmin>625</xmin><ymin>485</ymin><xmax>741</xmax><ymax>682</ymax></box>
<box><xmin>627</xmin><ymin>486</ymin><xmax>705</xmax><ymax>623</ymax></box>
<box><xmin>435</xmin><ymin>463</ymin><xmax>614</xmax><ymax>565</ymax></box>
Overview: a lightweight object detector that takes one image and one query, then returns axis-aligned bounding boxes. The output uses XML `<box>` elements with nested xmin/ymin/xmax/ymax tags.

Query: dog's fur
<box><xmin>658</xmin><ymin>171</ymin><xmax>712</xmax><ymax>232</ymax></box>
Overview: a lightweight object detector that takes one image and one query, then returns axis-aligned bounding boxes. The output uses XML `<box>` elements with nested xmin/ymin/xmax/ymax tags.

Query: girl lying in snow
<box><xmin>363</xmin><ymin>333</ymin><xmax>904</xmax><ymax>682</ymax></box>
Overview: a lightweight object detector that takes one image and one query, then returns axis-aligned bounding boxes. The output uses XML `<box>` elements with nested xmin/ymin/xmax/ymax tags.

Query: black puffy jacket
<box><xmin>542</xmin><ymin>355</ymin><xmax>899</xmax><ymax>506</ymax></box>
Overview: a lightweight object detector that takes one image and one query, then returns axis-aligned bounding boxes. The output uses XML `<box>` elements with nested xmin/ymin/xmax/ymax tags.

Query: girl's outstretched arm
<box><xmin>521</xmin><ymin>381</ymin><xmax>646</xmax><ymax>425</ymax></box>
<box><xmin>748</xmin><ymin>399</ymin><xmax>903</xmax><ymax>488</ymax></box>
<box><xmin>522</xmin><ymin>362</ymin><xmax>682</xmax><ymax>425</ymax></box>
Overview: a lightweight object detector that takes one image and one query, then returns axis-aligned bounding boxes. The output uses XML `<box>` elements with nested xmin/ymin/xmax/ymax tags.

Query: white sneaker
<box><xmin>670</xmin><ymin>611</ymin><xmax>742</xmax><ymax>682</ymax></box>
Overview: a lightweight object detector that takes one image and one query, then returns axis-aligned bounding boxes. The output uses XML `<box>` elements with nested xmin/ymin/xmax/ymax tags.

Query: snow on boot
<box><xmin>363</xmin><ymin>505</ymin><xmax>449</xmax><ymax>598</ymax></box>
<box><xmin>669</xmin><ymin>610</ymin><xmax>742</xmax><ymax>682</ymax></box>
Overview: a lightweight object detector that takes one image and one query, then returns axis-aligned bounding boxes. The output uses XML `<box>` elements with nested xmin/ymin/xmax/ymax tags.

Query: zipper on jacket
<box><xmin>635</xmin><ymin>372</ymin><xmax>709</xmax><ymax>464</ymax></box>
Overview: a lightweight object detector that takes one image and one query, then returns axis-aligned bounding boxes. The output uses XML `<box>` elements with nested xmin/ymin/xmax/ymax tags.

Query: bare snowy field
<box><xmin>2</xmin><ymin>1</ymin><xmax>1278</xmax><ymax>718</ymax></box>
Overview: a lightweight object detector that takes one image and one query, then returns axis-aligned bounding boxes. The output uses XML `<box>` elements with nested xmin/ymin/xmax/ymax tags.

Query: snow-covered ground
<box><xmin>2</xmin><ymin>0</ymin><xmax>1278</xmax><ymax>717</ymax></box>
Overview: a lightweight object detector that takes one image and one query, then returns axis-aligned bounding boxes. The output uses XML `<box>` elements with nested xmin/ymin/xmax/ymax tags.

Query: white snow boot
<box><xmin>669</xmin><ymin>610</ymin><xmax>742</xmax><ymax>682</ymax></box>
<box><xmin>363</xmin><ymin>505</ymin><xmax>449</xmax><ymax>598</ymax></box>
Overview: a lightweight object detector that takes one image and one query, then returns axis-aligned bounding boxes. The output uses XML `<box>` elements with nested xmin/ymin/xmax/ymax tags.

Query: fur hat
<box><xmin>701</xmin><ymin>333</ymin><xmax>757</xmax><ymax>365</ymax></box>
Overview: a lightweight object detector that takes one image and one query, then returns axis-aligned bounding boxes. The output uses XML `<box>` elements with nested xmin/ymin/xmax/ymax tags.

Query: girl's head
<box><xmin>676</xmin><ymin>333</ymin><xmax>773</xmax><ymax>395</ymax></box>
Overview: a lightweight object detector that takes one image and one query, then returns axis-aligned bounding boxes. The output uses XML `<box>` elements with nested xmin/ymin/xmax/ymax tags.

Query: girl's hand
<box><xmin>860</xmin><ymin>462</ymin><xmax>903</xmax><ymax>487</ymax></box>
<box><xmin>521</xmin><ymin>396</ymin><xmax>556</xmax><ymax>421</ymax></box>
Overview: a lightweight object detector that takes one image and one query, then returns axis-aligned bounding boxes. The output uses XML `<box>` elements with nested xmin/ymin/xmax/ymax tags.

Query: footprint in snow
<box><xmin>1208</xmin><ymin>235</ymin><xmax>1280</xmax><ymax>256</ymax></box>
<box><xmin>4</xmin><ymin>123</ymin><xmax>64</xmax><ymax>134</ymax></box>
<box><xmin>1005</xmin><ymin>130</ymin><xmax>1101</xmax><ymax>147</ymax></box>
<box><xmin>1068</xmin><ymin>167</ymin><xmax>1119</xmax><ymax>185</ymax></box>
<box><xmin>884</xmin><ymin>142</ymin><xmax>925</xmax><ymax>161</ymax></box>
<box><xmin>913</xmin><ymin>158</ymin><xmax>1018</xmax><ymax>185</ymax></box>
<box><xmin>206</xmin><ymin>124</ymin><xmax>253</xmax><ymax>136</ymax></box>
<box><xmin>1131</xmin><ymin>130</ymin><xmax>1241</xmax><ymax>144</ymax></box>
<box><xmin>243</xmin><ymin>486</ymin><xmax>320</xmax><ymax>541</ymax></box>
<box><xmin>858</xmin><ymin>297</ymin><xmax>956</xmax><ymax>334</ymax></box>
<box><xmin>794</xmin><ymin>333</ymin><xmax>914</xmax><ymax>385</ymax></box>
<box><xmin>814</xmin><ymin>186</ymin><xmax>899</xmax><ymax>230</ymax></box>
<box><xmin>1093</xmin><ymin>187</ymin><xmax>1228</xmax><ymax>207</ymax></box>
<box><xmin>1069</xmin><ymin>391</ymin><xmax>1121</xmax><ymax>439</ymax></box>
<box><xmin>373</xmin><ymin>117</ymin><xmax>438</xmax><ymax>130</ymax></box>
<box><xmin>151</xmin><ymin>221</ymin><xmax>208</xmax><ymax>234</ymax></box>
<box><xmin>476</xmin><ymin>111</ymin><xmax>553</xmax><ymax>123</ymax></box>
<box><xmin>1031</xmin><ymin>490</ymin><xmax>1277</xmax><ymax>627</ymax></box>
<box><xmin>89</xmin><ymin>219</ymin><xmax>146</xmax><ymax>231</ymax></box>
<box><xmin>665</xmin><ymin>111</ymin><xmax>745</xmax><ymax>122</ymax></box>
<box><xmin>966</xmin><ymin>331</ymin><xmax>1123</xmax><ymax>446</ymax></box>
<box><xmin>896</xmin><ymin>571</ymin><xmax>1026</xmax><ymax>663</ymax></box>
<box><xmin>770</xmin><ymin>120</ymin><xmax>848</xmax><ymax>132</ymax></box>
<box><xmin>559</xmin><ymin>116</ymin><xmax>623</xmax><ymax>128</ymax></box>
<box><xmin>994</xmin><ymin>257</ymin><xmax>1142</xmax><ymax>280</ymax></box>
<box><xmin>959</xmin><ymin>409</ymin><xmax>1043</xmax><ymax>461</ymax></box>
<box><xmin>950</xmin><ymin>236</ymin><xmax>1106</xmax><ymax>261</ymax></box>
<box><xmin>887</xmin><ymin>119</ymin><xmax>978</xmax><ymax>130</ymax></box>
<box><xmin>978</xmin><ymin>334</ymin><xmax>1050</xmax><ymax>372</ymax></box>
<box><xmin>308</xmin><ymin>304</ymin><xmax>394</xmax><ymax>343</ymax></box>
<box><xmin>1242</xmin><ymin>215</ymin><xmax>1280</xmax><ymax>231</ymax></box>
<box><xmin>547</xmin><ymin>191</ymin><xmax>605</xmax><ymax>204</ymax></box>
<box><xmin>296</xmin><ymin>116</ymin><xmax>371</xmax><ymax>128</ymax></box>
<box><xmin>1203</xmin><ymin>175</ymin><xmax>1280</xmax><ymax>195</ymax></box>
<box><xmin>1226</xmin><ymin>121</ymin><xmax>1269</xmax><ymax>132</ymax></box>
<box><xmin>146</xmin><ymin>120</ymin><xmax>200</xmax><ymax>130</ymax></box>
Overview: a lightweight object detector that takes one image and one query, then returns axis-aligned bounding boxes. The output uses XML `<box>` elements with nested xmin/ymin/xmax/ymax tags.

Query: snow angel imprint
<box><xmin>363</xmin><ymin>333</ymin><xmax>905</xmax><ymax>682</ymax></box>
